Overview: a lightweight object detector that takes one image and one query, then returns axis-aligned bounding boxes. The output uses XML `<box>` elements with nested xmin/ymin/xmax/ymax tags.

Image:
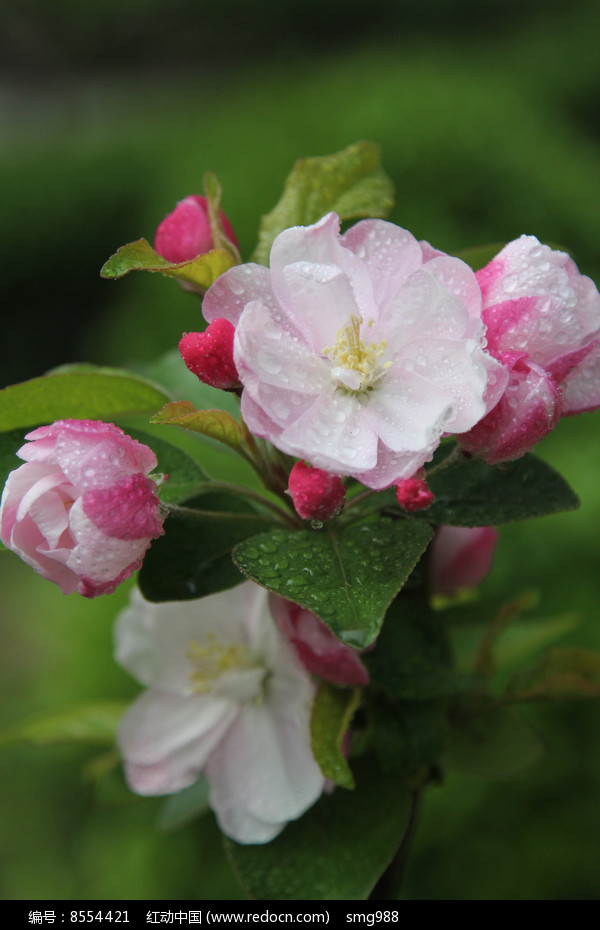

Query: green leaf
<box><xmin>311</xmin><ymin>684</ymin><xmax>360</xmax><ymax>789</ymax></box>
<box><xmin>203</xmin><ymin>171</ymin><xmax>241</xmax><ymax>262</ymax></box>
<box><xmin>365</xmin><ymin>593</ymin><xmax>473</xmax><ymax>699</ymax></box>
<box><xmin>138</xmin><ymin>491</ymin><xmax>274</xmax><ymax>601</ymax></box>
<box><xmin>0</xmin><ymin>701</ymin><xmax>127</xmax><ymax>748</ymax></box>
<box><xmin>252</xmin><ymin>141</ymin><xmax>394</xmax><ymax>265</ymax></box>
<box><xmin>503</xmin><ymin>647</ymin><xmax>600</xmax><ymax>703</ymax></box>
<box><xmin>371</xmin><ymin>698</ymin><xmax>449</xmax><ymax>777</ymax></box>
<box><xmin>134</xmin><ymin>350</ymin><xmax>240</xmax><ymax>416</ymax></box>
<box><xmin>224</xmin><ymin>757</ymin><xmax>410</xmax><ymax>900</ymax></box>
<box><xmin>0</xmin><ymin>427</ymin><xmax>28</xmax><ymax>486</ymax></box>
<box><xmin>122</xmin><ymin>427</ymin><xmax>209</xmax><ymax>503</ymax></box>
<box><xmin>0</xmin><ymin>368</ymin><xmax>171</xmax><ymax>432</ymax></box>
<box><xmin>150</xmin><ymin>401</ymin><xmax>243</xmax><ymax>451</ymax></box>
<box><xmin>233</xmin><ymin>518</ymin><xmax>433</xmax><ymax>649</ymax></box>
<box><xmin>422</xmin><ymin>443</ymin><xmax>579</xmax><ymax>525</ymax></box>
<box><xmin>447</xmin><ymin>705</ymin><xmax>544</xmax><ymax>778</ymax></box>
<box><xmin>157</xmin><ymin>776</ymin><xmax>210</xmax><ymax>832</ymax></box>
<box><xmin>453</xmin><ymin>243</ymin><xmax>504</xmax><ymax>271</ymax></box>
<box><xmin>100</xmin><ymin>238</ymin><xmax>235</xmax><ymax>291</ymax></box>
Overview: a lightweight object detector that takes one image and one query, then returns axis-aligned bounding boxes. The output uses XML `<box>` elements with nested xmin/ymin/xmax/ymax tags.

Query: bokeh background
<box><xmin>2</xmin><ymin>0</ymin><xmax>600</xmax><ymax>900</ymax></box>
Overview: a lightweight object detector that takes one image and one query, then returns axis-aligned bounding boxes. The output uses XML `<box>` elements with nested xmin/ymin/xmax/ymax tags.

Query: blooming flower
<box><xmin>0</xmin><ymin>420</ymin><xmax>164</xmax><ymax>597</ymax></box>
<box><xmin>115</xmin><ymin>583</ymin><xmax>325</xmax><ymax>844</ymax></box>
<box><xmin>154</xmin><ymin>194</ymin><xmax>238</xmax><ymax>264</ymax></box>
<box><xmin>202</xmin><ymin>213</ymin><xmax>506</xmax><ymax>489</ymax></box>
<box><xmin>459</xmin><ymin>236</ymin><xmax>600</xmax><ymax>463</ymax></box>
<box><xmin>430</xmin><ymin>525</ymin><xmax>498</xmax><ymax>597</ymax></box>
<box><xmin>269</xmin><ymin>594</ymin><xmax>369</xmax><ymax>686</ymax></box>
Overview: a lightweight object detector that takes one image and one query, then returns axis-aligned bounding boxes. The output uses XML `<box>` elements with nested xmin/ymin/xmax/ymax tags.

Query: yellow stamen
<box><xmin>187</xmin><ymin>634</ymin><xmax>255</xmax><ymax>694</ymax></box>
<box><xmin>323</xmin><ymin>314</ymin><xmax>389</xmax><ymax>393</ymax></box>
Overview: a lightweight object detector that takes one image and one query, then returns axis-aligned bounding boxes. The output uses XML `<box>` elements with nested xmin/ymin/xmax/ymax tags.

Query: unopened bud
<box><xmin>179</xmin><ymin>319</ymin><xmax>241</xmax><ymax>390</ymax></box>
<box><xmin>154</xmin><ymin>195</ymin><xmax>238</xmax><ymax>264</ymax></box>
<box><xmin>395</xmin><ymin>472</ymin><xmax>434</xmax><ymax>511</ymax></box>
<box><xmin>288</xmin><ymin>461</ymin><xmax>346</xmax><ymax>522</ymax></box>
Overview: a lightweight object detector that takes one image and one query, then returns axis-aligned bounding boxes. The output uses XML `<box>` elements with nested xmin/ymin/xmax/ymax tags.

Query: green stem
<box><xmin>425</xmin><ymin>442</ymin><xmax>466</xmax><ymax>478</ymax></box>
<box><xmin>206</xmin><ymin>480</ymin><xmax>301</xmax><ymax>528</ymax></box>
<box><xmin>165</xmin><ymin>502</ymin><xmax>281</xmax><ymax>526</ymax></box>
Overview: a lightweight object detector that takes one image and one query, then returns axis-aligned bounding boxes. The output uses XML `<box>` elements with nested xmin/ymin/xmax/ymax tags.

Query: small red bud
<box><xmin>179</xmin><ymin>319</ymin><xmax>241</xmax><ymax>390</ymax></box>
<box><xmin>154</xmin><ymin>195</ymin><xmax>238</xmax><ymax>264</ymax></box>
<box><xmin>288</xmin><ymin>461</ymin><xmax>346</xmax><ymax>522</ymax></box>
<box><xmin>395</xmin><ymin>473</ymin><xmax>434</xmax><ymax>512</ymax></box>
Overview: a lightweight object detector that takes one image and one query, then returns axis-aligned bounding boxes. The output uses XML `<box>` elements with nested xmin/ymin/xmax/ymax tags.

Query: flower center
<box><xmin>187</xmin><ymin>634</ymin><xmax>267</xmax><ymax>702</ymax></box>
<box><xmin>323</xmin><ymin>315</ymin><xmax>390</xmax><ymax>393</ymax></box>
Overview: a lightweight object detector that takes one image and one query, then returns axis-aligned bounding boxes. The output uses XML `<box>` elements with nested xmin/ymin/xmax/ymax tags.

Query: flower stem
<box><xmin>425</xmin><ymin>442</ymin><xmax>466</xmax><ymax>478</ymax></box>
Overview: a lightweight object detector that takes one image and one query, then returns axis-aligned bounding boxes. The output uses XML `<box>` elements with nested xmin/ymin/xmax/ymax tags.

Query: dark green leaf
<box><xmin>138</xmin><ymin>492</ymin><xmax>273</xmax><ymax>601</ymax></box>
<box><xmin>252</xmin><ymin>141</ymin><xmax>394</xmax><ymax>265</ymax></box>
<box><xmin>0</xmin><ymin>702</ymin><xmax>127</xmax><ymax>747</ymax></box>
<box><xmin>311</xmin><ymin>684</ymin><xmax>359</xmax><ymax>789</ymax></box>
<box><xmin>453</xmin><ymin>243</ymin><xmax>504</xmax><ymax>271</ymax></box>
<box><xmin>233</xmin><ymin>518</ymin><xmax>433</xmax><ymax>649</ymax></box>
<box><xmin>421</xmin><ymin>444</ymin><xmax>579</xmax><ymax>525</ymax></box>
<box><xmin>0</xmin><ymin>428</ymin><xmax>28</xmax><ymax>493</ymax></box>
<box><xmin>224</xmin><ymin>757</ymin><xmax>410</xmax><ymax>900</ymax></box>
<box><xmin>0</xmin><ymin>368</ymin><xmax>171</xmax><ymax>432</ymax></box>
<box><xmin>447</xmin><ymin>705</ymin><xmax>544</xmax><ymax>778</ymax></box>
<box><xmin>371</xmin><ymin>698</ymin><xmax>449</xmax><ymax>777</ymax></box>
<box><xmin>365</xmin><ymin>593</ymin><xmax>473</xmax><ymax>699</ymax></box>
<box><xmin>503</xmin><ymin>647</ymin><xmax>600</xmax><ymax>703</ymax></box>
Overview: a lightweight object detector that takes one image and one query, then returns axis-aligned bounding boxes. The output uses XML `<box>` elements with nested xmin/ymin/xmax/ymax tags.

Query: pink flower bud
<box><xmin>0</xmin><ymin>420</ymin><xmax>165</xmax><ymax>598</ymax></box>
<box><xmin>287</xmin><ymin>461</ymin><xmax>346</xmax><ymax>522</ymax></box>
<box><xmin>270</xmin><ymin>595</ymin><xmax>369</xmax><ymax>686</ymax></box>
<box><xmin>154</xmin><ymin>195</ymin><xmax>238</xmax><ymax>264</ymax></box>
<box><xmin>395</xmin><ymin>473</ymin><xmax>434</xmax><ymax>511</ymax></box>
<box><xmin>431</xmin><ymin>525</ymin><xmax>498</xmax><ymax>596</ymax></box>
<box><xmin>179</xmin><ymin>319</ymin><xmax>241</xmax><ymax>391</ymax></box>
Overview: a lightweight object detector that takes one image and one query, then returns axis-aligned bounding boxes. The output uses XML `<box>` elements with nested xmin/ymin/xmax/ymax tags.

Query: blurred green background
<box><xmin>2</xmin><ymin>0</ymin><xmax>600</xmax><ymax>901</ymax></box>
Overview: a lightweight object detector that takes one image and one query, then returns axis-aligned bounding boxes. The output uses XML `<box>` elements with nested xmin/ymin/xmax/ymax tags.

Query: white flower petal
<box><xmin>115</xmin><ymin>585</ymin><xmax>253</xmax><ymax>694</ymax></box>
<box><xmin>206</xmin><ymin>698</ymin><xmax>323</xmax><ymax>828</ymax></box>
<box><xmin>118</xmin><ymin>689</ymin><xmax>236</xmax><ymax>771</ymax></box>
<box><xmin>269</xmin><ymin>213</ymin><xmax>375</xmax><ymax>351</ymax></box>
<box><xmin>341</xmin><ymin>218</ymin><xmax>423</xmax><ymax>309</ymax></box>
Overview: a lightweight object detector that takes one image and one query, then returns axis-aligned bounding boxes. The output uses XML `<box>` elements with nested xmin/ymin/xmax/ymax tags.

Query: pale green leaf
<box><xmin>252</xmin><ymin>141</ymin><xmax>394</xmax><ymax>265</ymax></box>
<box><xmin>0</xmin><ymin>369</ymin><xmax>171</xmax><ymax>432</ymax></box>
<box><xmin>100</xmin><ymin>238</ymin><xmax>235</xmax><ymax>291</ymax></box>
<box><xmin>310</xmin><ymin>684</ymin><xmax>360</xmax><ymax>789</ymax></box>
<box><xmin>150</xmin><ymin>401</ymin><xmax>243</xmax><ymax>450</ymax></box>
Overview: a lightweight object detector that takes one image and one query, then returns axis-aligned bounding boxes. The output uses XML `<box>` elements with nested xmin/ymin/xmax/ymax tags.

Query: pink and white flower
<box><xmin>202</xmin><ymin>213</ymin><xmax>506</xmax><ymax>489</ymax></box>
<box><xmin>459</xmin><ymin>236</ymin><xmax>600</xmax><ymax>463</ymax></box>
<box><xmin>115</xmin><ymin>583</ymin><xmax>325</xmax><ymax>844</ymax></box>
<box><xmin>0</xmin><ymin>420</ymin><xmax>164</xmax><ymax>597</ymax></box>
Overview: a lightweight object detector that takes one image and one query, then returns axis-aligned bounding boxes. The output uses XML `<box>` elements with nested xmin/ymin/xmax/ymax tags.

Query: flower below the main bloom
<box><xmin>114</xmin><ymin>582</ymin><xmax>326</xmax><ymax>844</ymax></box>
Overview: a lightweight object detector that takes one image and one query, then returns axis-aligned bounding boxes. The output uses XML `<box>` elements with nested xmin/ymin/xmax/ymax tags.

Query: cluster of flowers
<box><xmin>1</xmin><ymin>192</ymin><xmax>599</xmax><ymax>843</ymax></box>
